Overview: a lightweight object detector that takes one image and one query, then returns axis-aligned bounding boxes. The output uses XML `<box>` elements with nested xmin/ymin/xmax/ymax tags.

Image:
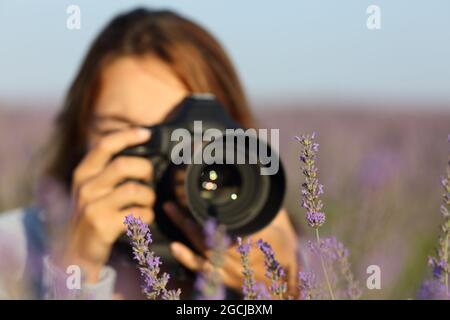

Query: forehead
<box><xmin>93</xmin><ymin>55</ymin><xmax>188</xmax><ymax>126</ymax></box>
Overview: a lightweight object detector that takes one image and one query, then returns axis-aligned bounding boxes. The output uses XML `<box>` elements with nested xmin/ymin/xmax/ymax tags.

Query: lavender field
<box><xmin>0</xmin><ymin>102</ymin><xmax>449</xmax><ymax>299</ymax></box>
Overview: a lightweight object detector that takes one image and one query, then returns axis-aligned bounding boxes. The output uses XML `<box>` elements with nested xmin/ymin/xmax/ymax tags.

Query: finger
<box><xmin>73</xmin><ymin>128</ymin><xmax>151</xmax><ymax>187</ymax></box>
<box><xmin>103</xmin><ymin>156</ymin><xmax>153</xmax><ymax>187</ymax></box>
<box><xmin>163</xmin><ymin>202</ymin><xmax>206</xmax><ymax>252</ymax></box>
<box><xmin>85</xmin><ymin>182</ymin><xmax>155</xmax><ymax>217</ymax></box>
<box><xmin>78</xmin><ymin>156</ymin><xmax>153</xmax><ymax>203</ymax></box>
<box><xmin>170</xmin><ymin>242</ymin><xmax>208</xmax><ymax>271</ymax></box>
<box><xmin>170</xmin><ymin>242</ymin><xmax>235</xmax><ymax>286</ymax></box>
<box><xmin>108</xmin><ymin>182</ymin><xmax>155</xmax><ymax>209</ymax></box>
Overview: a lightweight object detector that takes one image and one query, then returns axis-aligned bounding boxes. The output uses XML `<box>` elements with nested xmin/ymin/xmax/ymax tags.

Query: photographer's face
<box><xmin>88</xmin><ymin>55</ymin><xmax>188</xmax><ymax>146</ymax></box>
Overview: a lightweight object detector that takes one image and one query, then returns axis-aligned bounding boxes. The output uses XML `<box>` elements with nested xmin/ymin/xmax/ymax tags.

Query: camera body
<box><xmin>117</xmin><ymin>94</ymin><xmax>285</xmax><ymax>253</ymax></box>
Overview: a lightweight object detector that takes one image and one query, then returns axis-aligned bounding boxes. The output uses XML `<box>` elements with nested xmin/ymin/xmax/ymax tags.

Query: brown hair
<box><xmin>45</xmin><ymin>8</ymin><xmax>254</xmax><ymax>189</ymax></box>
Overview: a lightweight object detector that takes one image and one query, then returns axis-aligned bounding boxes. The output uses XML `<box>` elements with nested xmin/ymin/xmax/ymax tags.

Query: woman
<box><xmin>0</xmin><ymin>8</ymin><xmax>298</xmax><ymax>299</ymax></box>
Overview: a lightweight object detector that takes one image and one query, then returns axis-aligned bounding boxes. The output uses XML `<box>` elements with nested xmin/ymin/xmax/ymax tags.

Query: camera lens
<box><xmin>184</xmin><ymin>132</ymin><xmax>285</xmax><ymax>237</ymax></box>
<box><xmin>198</xmin><ymin>164</ymin><xmax>242</xmax><ymax>205</ymax></box>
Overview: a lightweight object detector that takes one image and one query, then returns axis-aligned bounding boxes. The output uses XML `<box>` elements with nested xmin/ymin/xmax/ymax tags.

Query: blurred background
<box><xmin>0</xmin><ymin>0</ymin><xmax>449</xmax><ymax>299</ymax></box>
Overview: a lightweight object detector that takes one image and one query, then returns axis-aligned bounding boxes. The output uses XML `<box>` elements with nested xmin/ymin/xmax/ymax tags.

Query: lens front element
<box><xmin>198</xmin><ymin>164</ymin><xmax>242</xmax><ymax>205</ymax></box>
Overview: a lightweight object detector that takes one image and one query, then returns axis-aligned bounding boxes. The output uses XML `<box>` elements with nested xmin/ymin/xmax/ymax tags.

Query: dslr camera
<box><xmin>117</xmin><ymin>94</ymin><xmax>285</xmax><ymax>258</ymax></box>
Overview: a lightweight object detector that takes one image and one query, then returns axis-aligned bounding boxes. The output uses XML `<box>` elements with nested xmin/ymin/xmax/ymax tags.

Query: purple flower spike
<box><xmin>296</xmin><ymin>133</ymin><xmax>326</xmax><ymax>229</ymax></box>
<box><xmin>256</xmin><ymin>239</ymin><xmax>287</xmax><ymax>299</ymax></box>
<box><xmin>195</xmin><ymin>218</ymin><xmax>230</xmax><ymax>300</ymax></box>
<box><xmin>424</xmin><ymin>135</ymin><xmax>450</xmax><ymax>299</ymax></box>
<box><xmin>296</xmin><ymin>132</ymin><xmax>361</xmax><ymax>300</ymax></box>
<box><xmin>417</xmin><ymin>279</ymin><xmax>448</xmax><ymax>300</ymax></box>
<box><xmin>124</xmin><ymin>214</ymin><xmax>181</xmax><ymax>300</ymax></box>
<box><xmin>307</xmin><ymin>237</ymin><xmax>361</xmax><ymax>299</ymax></box>
<box><xmin>298</xmin><ymin>271</ymin><xmax>317</xmax><ymax>300</ymax></box>
<box><xmin>236</xmin><ymin>237</ymin><xmax>258</xmax><ymax>300</ymax></box>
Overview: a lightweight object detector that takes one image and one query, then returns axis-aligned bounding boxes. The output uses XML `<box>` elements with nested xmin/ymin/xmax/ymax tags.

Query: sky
<box><xmin>0</xmin><ymin>0</ymin><xmax>449</xmax><ymax>109</ymax></box>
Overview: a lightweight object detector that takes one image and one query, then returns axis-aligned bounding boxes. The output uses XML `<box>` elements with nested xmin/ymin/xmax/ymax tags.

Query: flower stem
<box><xmin>315</xmin><ymin>228</ymin><xmax>335</xmax><ymax>300</ymax></box>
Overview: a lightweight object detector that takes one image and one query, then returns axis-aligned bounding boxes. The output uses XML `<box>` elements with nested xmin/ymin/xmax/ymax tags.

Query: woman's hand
<box><xmin>57</xmin><ymin>128</ymin><xmax>155</xmax><ymax>283</ymax></box>
<box><xmin>164</xmin><ymin>202</ymin><xmax>299</xmax><ymax>298</ymax></box>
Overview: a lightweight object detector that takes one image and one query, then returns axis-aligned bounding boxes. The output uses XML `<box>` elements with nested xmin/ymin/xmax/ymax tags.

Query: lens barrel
<box><xmin>184</xmin><ymin>133</ymin><xmax>285</xmax><ymax>236</ymax></box>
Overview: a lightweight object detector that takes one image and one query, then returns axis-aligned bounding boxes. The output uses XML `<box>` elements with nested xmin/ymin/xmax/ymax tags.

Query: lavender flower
<box><xmin>236</xmin><ymin>237</ymin><xmax>258</xmax><ymax>300</ymax></box>
<box><xmin>124</xmin><ymin>214</ymin><xmax>181</xmax><ymax>300</ymax></box>
<box><xmin>296</xmin><ymin>132</ymin><xmax>335</xmax><ymax>299</ymax></box>
<box><xmin>195</xmin><ymin>273</ymin><xmax>225</xmax><ymax>300</ymax></box>
<box><xmin>255</xmin><ymin>282</ymin><xmax>272</xmax><ymax>300</ymax></box>
<box><xmin>195</xmin><ymin>219</ymin><xmax>230</xmax><ymax>300</ymax></box>
<box><xmin>424</xmin><ymin>135</ymin><xmax>450</xmax><ymax>299</ymax></box>
<box><xmin>308</xmin><ymin>237</ymin><xmax>347</xmax><ymax>261</ymax></box>
<box><xmin>296</xmin><ymin>132</ymin><xmax>361</xmax><ymax>300</ymax></box>
<box><xmin>256</xmin><ymin>239</ymin><xmax>287</xmax><ymax>299</ymax></box>
<box><xmin>417</xmin><ymin>279</ymin><xmax>448</xmax><ymax>300</ymax></box>
<box><xmin>336</xmin><ymin>256</ymin><xmax>361</xmax><ymax>299</ymax></box>
<box><xmin>295</xmin><ymin>132</ymin><xmax>325</xmax><ymax>228</ymax></box>
<box><xmin>428</xmin><ymin>257</ymin><xmax>446</xmax><ymax>279</ymax></box>
<box><xmin>305</xmin><ymin>212</ymin><xmax>326</xmax><ymax>229</ymax></box>
<box><xmin>308</xmin><ymin>237</ymin><xmax>361</xmax><ymax>299</ymax></box>
<box><xmin>298</xmin><ymin>271</ymin><xmax>317</xmax><ymax>300</ymax></box>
